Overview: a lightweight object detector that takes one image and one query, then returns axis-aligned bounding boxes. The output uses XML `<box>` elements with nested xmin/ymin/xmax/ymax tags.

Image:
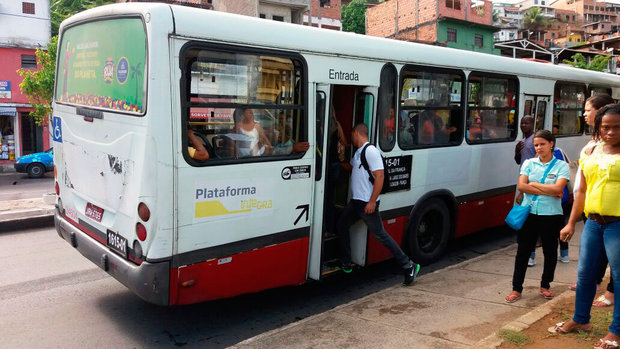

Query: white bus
<box><xmin>53</xmin><ymin>3</ymin><xmax>620</xmax><ymax>305</ymax></box>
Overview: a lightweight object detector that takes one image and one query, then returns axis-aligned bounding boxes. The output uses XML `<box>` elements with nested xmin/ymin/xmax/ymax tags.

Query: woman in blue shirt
<box><xmin>506</xmin><ymin>130</ymin><xmax>570</xmax><ymax>303</ymax></box>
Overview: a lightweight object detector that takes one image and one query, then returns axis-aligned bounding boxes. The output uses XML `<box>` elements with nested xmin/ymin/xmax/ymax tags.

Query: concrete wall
<box><xmin>0</xmin><ymin>0</ymin><xmax>50</xmax><ymax>49</ymax></box>
<box><xmin>213</xmin><ymin>0</ymin><xmax>259</xmax><ymax>16</ymax></box>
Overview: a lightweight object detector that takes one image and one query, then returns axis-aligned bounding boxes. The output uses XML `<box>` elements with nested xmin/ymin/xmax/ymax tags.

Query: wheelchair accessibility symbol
<box><xmin>52</xmin><ymin>116</ymin><xmax>62</xmax><ymax>143</ymax></box>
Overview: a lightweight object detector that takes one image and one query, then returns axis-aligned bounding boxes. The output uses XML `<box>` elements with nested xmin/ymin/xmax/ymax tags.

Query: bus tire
<box><xmin>407</xmin><ymin>198</ymin><xmax>451</xmax><ymax>265</ymax></box>
<box><xmin>27</xmin><ymin>163</ymin><xmax>46</xmax><ymax>178</ymax></box>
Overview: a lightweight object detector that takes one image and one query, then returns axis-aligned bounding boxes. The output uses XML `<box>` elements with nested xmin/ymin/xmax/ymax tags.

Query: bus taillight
<box><xmin>136</xmin><ymin>222</ymin><xmax>147</xmax><ymax>241</ymax></box>
<box><xmin>55</xmin><ymin>182</ymin><xmax>59</xmax><ymax>196</ymax></box>
<box><xmin>138</xmin><ymin>202</ymin><xmax>150</xmax><ymax>222</ymax></box>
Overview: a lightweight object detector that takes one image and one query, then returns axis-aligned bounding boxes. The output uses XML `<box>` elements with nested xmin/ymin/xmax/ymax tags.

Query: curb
<box><xmin>233</xmin><ymin>243</ymin><xmax>517</xmax><ymax>347</ymax></box>
<box><xmin>0</xmin><ymin>214</ymin><xmax>54</xmax><ymax>232</ymax></box>
<box><xmin>473</xmin><ymin>290</ymin><xmax>574</xmax><ymax>348</ymax></box>
<box><xmin>0</xmin><ymin>208</ymin><xmax>55</xmax><ymax>232</ymax></box>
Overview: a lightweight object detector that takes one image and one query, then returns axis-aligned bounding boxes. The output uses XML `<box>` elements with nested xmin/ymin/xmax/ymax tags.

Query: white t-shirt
<box><xmin>350</xmin><ymin>142</ymin><xmax>384</xmax><ymax>202</ymax></box>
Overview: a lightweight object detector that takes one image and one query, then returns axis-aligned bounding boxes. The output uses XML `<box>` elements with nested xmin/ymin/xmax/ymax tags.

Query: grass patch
<box><xmin>499</xmin><ymin>329</ymin><xmax>532</xmax><ymax>348</ymax></box>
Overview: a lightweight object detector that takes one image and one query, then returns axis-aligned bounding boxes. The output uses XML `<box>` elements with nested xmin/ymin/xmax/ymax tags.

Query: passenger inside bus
<box><xmin>271</xmin><ymin>112</ymin><xmax>310</xmax><ymax>154</ymax></box>
<box><xmin>232</xmin><ymin>108</ymin><xmax>273</xmax><ymax>156</ymax></box>
<box><xmin>187</xmin><ymin>127</ymin><xmax>210</xmax><ymax>161</ymax></box>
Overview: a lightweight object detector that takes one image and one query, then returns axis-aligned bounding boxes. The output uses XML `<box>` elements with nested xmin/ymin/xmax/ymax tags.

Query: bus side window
<box><xmin>398</xmin><ymin>65</ymin><xmax>464</xmax><ymax>149</ymax></box>
<box><xmin>182</xmin><ymin>47</ymin><xmax>306</xmax><ymax>164</ymax></box>
<box><xmin>553</xmin><ymin>82</ymin><xmax>586</xmax><ymax>137</ymax></box>
<box><xmin>378</xmin><ymin>64</ymin><xmax>397</xmax><ymax>151</ymax></box>
<box><xmin>466</xmin><ymin>73</ymin><xmax>518</xmax><ymax>144</ymax></box>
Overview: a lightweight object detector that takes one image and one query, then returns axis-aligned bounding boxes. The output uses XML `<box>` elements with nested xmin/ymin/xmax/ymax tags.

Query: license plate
<box><xmin>85</xmin><ymin>203</ymin><xmax>104</xmax><ymax>222</ymax></box>
<box><xmin>107</xmin><ymin>230</ymin><xmax>127</xmax><ymax>258</ymax></box>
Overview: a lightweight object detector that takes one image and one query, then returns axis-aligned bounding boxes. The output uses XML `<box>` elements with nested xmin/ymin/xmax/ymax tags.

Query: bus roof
<box><xmin>63</xmin><ymin>2</ymin><xmax>620</xmax><ymax>86</ymax></box>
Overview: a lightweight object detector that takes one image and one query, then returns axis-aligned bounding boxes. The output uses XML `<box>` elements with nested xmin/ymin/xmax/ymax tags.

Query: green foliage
<box><xmin>51</xmin><ymin>0</ymin><xmax>115</xmax><ymax>36</ymax></box>
<box><xmin>342</xmin><ymin>0</ymin><xmax>367</xmax><ymax>34</ymax></box>
<box><xmin>17</xmin><ymin>37</ymin><xmax>58</xmax><ymax>125</ymax></box>
<box><xmin>524</xmin><ymin>7</ymin><xmax>551</xmax><ymax>32</ymax></box>
<box><xmin>562</xmin><ymin>53</ymin><xmax>611</xmax><ymax>72</ymax></box>
<box><xmin>498</xmin><ymin>329</ymin><xmax>531</xmax><ymax>348</ymax></box>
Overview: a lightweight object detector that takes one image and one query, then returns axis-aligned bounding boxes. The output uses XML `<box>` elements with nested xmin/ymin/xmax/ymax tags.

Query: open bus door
<box><xmin>308</xmin><ymin>83</ymin><xmax>377</xmax><ymax>280</ymax></box>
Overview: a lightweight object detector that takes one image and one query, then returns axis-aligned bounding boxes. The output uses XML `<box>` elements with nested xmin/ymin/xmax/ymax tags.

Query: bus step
<box><xmin>321</xmin><ymin>258</ymin><xmax>343</xmax><ymax>276</ymax></box>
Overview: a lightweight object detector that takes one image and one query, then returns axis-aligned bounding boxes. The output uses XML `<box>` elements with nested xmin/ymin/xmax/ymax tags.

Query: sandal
<box><xmin>505</xmin><ymin>292</ymin><xmax>521</xmax><ymax>303</ymax></box>
<box><xmin>593</xmin><ymin>295</ymin><xmax>614</xmax><ymax>307</ymax></box>
<box><xmin>548</xmin><ymin>321</ymin><xmax>592</xmax><ymax>334</ymax></box>
<box><xmin>541</xmin><ymin>288</ymin><xmax>555</xmax><ymax>300</ymax></box>
<box><xmin>594</xmin><ymin>338</ymin><xmax>619</xmax><ymax>349</ymax></box>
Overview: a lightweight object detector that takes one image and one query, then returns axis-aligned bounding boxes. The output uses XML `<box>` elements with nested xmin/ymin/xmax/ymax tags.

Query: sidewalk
<box><xmin>233</xmin><ymin>224</ymin><xmax>584</xmax><ymax>349</ymax></box>
<box><xmin>0</xmin><ymin>195</ymin><xmax>55</xmax><ymax>230</ymax></box>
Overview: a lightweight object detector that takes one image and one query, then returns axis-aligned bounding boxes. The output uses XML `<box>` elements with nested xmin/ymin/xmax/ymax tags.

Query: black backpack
<box><xmin>360</xmin><ymin>143</ymin><xmax>385</xmax><ymax>185</ymax></box>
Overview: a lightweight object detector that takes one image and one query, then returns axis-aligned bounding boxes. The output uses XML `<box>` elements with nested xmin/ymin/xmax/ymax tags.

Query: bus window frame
<box><xmin>179</xmin><ymin>41</ymin><xmax>308</xmax><ymax>167</ymax></box>
<box><xmin>53</xmin><ymin>15</ymin><xmax>150</xmax><ymax>117</ymax></box>
<box><xmin>397</xmin><ymin>64</ymin><xmax>465</xmax><ymax>150</ymax></box>
<box><xmin>553</xmin><ymin>81</ymin><xmax>587</xmax><ymax>138</ymax></box>
<box><xmin>465</xmin><ymin>71</ymin><xmax>519</xmax><ymax>145</ymax></box>
<box><xmin>377</xmin><ymin>63</ymin><xmax>398</xmax><ymax>152</ymax></box>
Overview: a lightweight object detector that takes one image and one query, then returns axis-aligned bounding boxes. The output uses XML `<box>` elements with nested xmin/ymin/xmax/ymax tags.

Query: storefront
<box><xmin>0</xmin><ymin>106</ymin><xmax>17</xmax><ymax>160</ymax></box>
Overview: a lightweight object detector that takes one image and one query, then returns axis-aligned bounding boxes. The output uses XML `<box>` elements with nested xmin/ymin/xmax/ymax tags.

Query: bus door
<box><xmin>308</xmin><ymin>83</ymin><xmax>376</xmax><ymax>279</ymax></box>
<box><xmin>523</xmin><ymin>94</ymin><xmax>550</xmax><ymax>131</ymax></box>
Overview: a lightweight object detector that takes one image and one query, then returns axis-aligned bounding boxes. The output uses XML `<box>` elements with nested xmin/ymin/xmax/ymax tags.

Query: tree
<box><xmin>342</xmin><ymin>0</ymin><xmax>367</xmax><ymax>34</ymax></box>
<box><xmin>51</xmin><ymin>0</ymin><xmax>115</xmax><ymax>36</ymax></box>
<box><xmin>523</xmin><ymin>7</ymin><xmax>551</xmax><ymax>40</ymax></box>
<box><xmin>562</xmin><ymin>53</ymin><xmax>611</xmax><ymax>72</ymax></box>
<box><xmin>17</xmin><ymin>36</ymin><xmax>58</xmax><ymax>125</ymax></box>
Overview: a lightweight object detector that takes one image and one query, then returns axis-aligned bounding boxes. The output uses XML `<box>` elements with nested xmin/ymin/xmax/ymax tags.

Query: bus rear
<box><xmin>53</xmin><ymin>5</ymin><xmax>175</xmax><ymax>305</ymax></box>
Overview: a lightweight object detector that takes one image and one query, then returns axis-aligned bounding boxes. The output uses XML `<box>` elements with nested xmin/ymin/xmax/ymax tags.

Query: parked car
<box><xmin>14</xmin><ymin>148</ymin><xmax>54</xmax><ymax>178</ymax></box>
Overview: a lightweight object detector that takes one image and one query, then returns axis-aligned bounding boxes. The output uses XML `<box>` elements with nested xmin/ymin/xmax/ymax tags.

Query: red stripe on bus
<box><xmin>366</xmin><ymin>216</ymin><xmax>407</xmax><ymax>265</ymax></box>
<box><xmin>62</xmin><ymin>213</ymin><xmax>107</xmax><ymax>245</ymax></box>
<box><xmin>170</xmin><ymin>237</ymin><xmax>309</xmax><ymax>305</ymax></box>
<box><xmin>454</xmin><ymin>191</ymin><xmax>515</xmax><ymax>238</ymax></box>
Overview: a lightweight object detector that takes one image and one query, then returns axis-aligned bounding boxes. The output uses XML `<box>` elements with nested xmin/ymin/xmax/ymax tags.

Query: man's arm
<box><xmin>187</xmin><ymin>129</ymin><xmax>209</xmax><ymax>161</ymax></box>
<box><xmin>365</xmin><ymin>169</ymin><xmax>384</xmax><ymax>214</ymax></box>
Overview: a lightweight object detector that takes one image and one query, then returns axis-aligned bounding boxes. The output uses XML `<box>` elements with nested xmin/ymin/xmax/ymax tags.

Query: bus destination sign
<box><xmin>383</xmin><ymin>155</ymin><xmax>412</xmax><ymax>193</ymax></box>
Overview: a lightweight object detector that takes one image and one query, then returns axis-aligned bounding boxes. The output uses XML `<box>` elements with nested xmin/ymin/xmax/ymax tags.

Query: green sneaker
<box><xmin>404</xmin><ymin>263</ymin><xmax>420</xmax><ymax>286</ymax></box>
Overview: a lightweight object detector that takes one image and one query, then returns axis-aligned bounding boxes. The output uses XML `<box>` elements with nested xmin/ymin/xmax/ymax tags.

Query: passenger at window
<box><xmin>187</xmin><ymin>127</ymin><xmax>210</xmax><ymax>161</ymax></box>
<box><xmin>233</xmin><ymin>108</ymin><xmax>272</xmax><ymax>156</ymax></box>
<box><xmin>271</xmin><ymin>112</ymin><xmax>310</xmax><ymax>155</ymax></box>
<box><xmin>514</xmin><ymin>115</ymin><xmax>535</xmax><ymax>166</ymax></box>
<box><xmin>479</xmin><ymin>110</ymin><xmax>500</xmax><ymax>139</ymax></box>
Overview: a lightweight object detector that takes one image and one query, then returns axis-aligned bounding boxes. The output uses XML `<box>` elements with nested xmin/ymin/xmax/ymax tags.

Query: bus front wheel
<box><xmin>407</xmin><ymin>198</ymin><xmax>451</xmax><ymax>265</ymax></box>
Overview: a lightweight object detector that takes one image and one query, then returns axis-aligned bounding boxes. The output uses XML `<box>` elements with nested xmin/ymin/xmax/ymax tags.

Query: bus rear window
<box><xmin>55</xmin><ymin>18</ymin><xmax>147</xmax><ymax>115</ymax></box>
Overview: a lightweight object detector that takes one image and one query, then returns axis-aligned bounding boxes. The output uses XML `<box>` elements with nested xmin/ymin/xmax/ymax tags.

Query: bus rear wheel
<box><xmin>407</xmin><ymin>198</ymin><xmax>451</xmax><ymax>265</ymax></box>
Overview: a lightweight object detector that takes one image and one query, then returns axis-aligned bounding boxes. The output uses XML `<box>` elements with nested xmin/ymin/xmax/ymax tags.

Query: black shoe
<box><xmin>403</xmin><ymin>263</ymin><xmax>420</xmax><ymax>286</ymax></box>
<box><xmin>340</xmin><ymin>261</ymin><xmax>353</xmax><ymax>274</ymax></box>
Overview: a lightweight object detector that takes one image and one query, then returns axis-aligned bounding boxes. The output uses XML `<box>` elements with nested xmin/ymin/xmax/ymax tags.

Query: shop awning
<box><xmin>0</xmin><ymin>107</ymin><xmax>17</xmax><ymax>117</ymax></box>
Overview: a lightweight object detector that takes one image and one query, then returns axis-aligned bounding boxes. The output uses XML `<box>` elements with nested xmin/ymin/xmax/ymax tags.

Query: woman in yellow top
<box><xmin>551</xmin><ymin>104</ymin><xmax>620</xmax><ymax>349</ymax></box>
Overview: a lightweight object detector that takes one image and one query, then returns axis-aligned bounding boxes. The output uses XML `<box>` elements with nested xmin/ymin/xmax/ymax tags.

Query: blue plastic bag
<box><xmin>505</xmin><ymin>204</ymin><xmax>530</xmax><ymax>231</ymax></box>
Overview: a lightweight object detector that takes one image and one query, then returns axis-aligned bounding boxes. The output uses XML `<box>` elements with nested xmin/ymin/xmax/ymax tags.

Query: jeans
<box><xmin>573</xmin><ymin>219</ymin><xmax>620</xmax><ymax>335</ymax></box>
<box><xmin>337</xmin><ymin>199</ymin><xmax>411</xmax><ymax>269</ymax></box>
<box><xmin>512</xmin><ymin>214</ymin><xmax>563</xmax><ymax>293</ymax></box>
<box><xmin>596</xmin><ymin>249</ymin><xmax>615</xmax><ymax>293</ymax></box>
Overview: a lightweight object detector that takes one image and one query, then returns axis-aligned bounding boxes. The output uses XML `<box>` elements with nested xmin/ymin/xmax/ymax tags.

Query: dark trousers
<box><xmin>337</xmin><ymin>199</ymin><xmax>411</xmax><ymax>269</ymax></box>
<box><xmin>597</xmin><ymin>250</ymin><xmax>615</xmax><ymax>293</ymax></box>
<box><xmin>512</xmin><ymin>214</ymin><xmax>564</xmax><ymax>293</ymax></box>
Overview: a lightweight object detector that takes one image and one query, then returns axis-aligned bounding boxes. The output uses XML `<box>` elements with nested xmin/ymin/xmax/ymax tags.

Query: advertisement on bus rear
<box><xmin>55</xmin><ymin>18</ymin><xmax>146</xmax><ymax>114</ymax></box>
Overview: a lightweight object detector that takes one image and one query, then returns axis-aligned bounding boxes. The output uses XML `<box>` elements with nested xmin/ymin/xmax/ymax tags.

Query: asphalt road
<box><xmin>0</xmin><ymin>224</ymin><xmax>517</xmax><ymax>348</ymax></box>
<box><xmin>0</xmin><ymin>171</ymin><xmax>54</xmax><ymax>201</ymax></box>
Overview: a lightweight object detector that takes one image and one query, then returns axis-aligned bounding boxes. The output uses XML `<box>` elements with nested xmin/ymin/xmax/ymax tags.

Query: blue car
<box><xmin>14</xmin><ymin>148</ymin><xmax>54</xmax><ymax>178</ymax></box>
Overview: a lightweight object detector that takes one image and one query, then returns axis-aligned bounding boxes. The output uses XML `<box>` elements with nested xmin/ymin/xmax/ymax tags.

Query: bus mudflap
<box><xmin>54</xmin><ymin>206</ymin><xmax>170</xmax><ymax>306</ymax></box>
